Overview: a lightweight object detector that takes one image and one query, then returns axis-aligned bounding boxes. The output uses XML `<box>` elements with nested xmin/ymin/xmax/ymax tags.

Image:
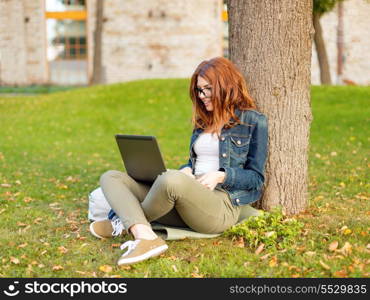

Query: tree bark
<box><xmin>227</xmin><ymin>0</ymin><xmax>314</xmax><ymax>215</ymax></box>
<box><xmin>91</xmin><ymin>0</ymin><xmax>104</xmax><ymax>84</ymax></box>
<box><xmin>313</xmin><ymin>12</ymin><xmax>332</xmax><ymax>85</ymax></box>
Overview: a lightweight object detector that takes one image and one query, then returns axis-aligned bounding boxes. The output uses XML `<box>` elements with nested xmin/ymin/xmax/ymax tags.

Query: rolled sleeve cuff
<box><xmin>219</xmin><ymin>167</ymin><xmax>235</xmax><ymax>189</ymax></box>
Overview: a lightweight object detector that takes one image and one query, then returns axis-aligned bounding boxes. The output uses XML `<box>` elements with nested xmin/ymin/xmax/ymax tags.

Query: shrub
<box><xmin>224</xmin><ymin>208</ymin><xmax>304</xmax><ymax>251</ymax></box>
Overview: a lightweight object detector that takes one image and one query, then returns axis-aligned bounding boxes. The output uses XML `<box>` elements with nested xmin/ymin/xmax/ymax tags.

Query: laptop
<box><xmin>115</xmin><ymin>134</ymin><xmax>167</xmax><ymax>183</ymax></box>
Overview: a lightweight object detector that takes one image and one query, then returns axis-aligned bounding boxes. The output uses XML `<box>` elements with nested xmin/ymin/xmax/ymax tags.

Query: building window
<box><xmin>45</xmin><ymin>0</ymin><xmax>87</xmax><ymax>85</ymax></box>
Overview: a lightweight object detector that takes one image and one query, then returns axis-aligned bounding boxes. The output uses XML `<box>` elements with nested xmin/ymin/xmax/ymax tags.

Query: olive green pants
<box><xmin>100</xmin><ymin>169</ymin><xmax>241</xmax><ymax>234</ymax></box>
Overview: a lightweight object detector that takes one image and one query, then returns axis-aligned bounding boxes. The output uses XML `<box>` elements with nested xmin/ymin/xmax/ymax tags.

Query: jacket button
<box><xmin>222</xmin><ymin>153</ymin><xmax>227</xmax><ymax>158</ymax></box>
<box><xmin>237</xmin><ymin>140</ymin><xmax>241</xmax><ymax>145</ymax></box>
<box><xmin>236</xmin><ymin>198</ymin><xmax>240</xmax><ymax>203</ymax></box>
<box><xmin>221</xmin><ymin>136</ymin><xmax>225</xmax><ymax>141</ymax></box>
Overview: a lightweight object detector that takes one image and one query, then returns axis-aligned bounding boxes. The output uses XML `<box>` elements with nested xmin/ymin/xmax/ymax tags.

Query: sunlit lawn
<box><xmin>0</xmin><ymin>80</ymin><xmax>369</xmax><ymax>277</ymax></box>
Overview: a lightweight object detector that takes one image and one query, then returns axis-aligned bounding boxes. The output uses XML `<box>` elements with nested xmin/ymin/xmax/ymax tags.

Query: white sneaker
<box><xmin>117</xmin><ymin>237</ymin><xmax>168</xmax><ymax>266</ymax></box>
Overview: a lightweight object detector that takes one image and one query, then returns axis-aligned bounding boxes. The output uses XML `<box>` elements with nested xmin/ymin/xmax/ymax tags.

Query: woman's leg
<box><xmin>100</xmin><ymin>170</ymin><xmax>170</xmax><ymax>265</ymax></box>
<box><xmin>99</xmin><ymin>170</ymin><xmax>187</xmax><ymax>237</ymax></box>
<box><xmin>99</xmin><ymin>170</ymin><xmax>152</xmax><ymax>230</ymax></box>
<box><xmin>141</xmin><ymin>170</ymin><xmax>241</xmax><ymax>234</ymax></box>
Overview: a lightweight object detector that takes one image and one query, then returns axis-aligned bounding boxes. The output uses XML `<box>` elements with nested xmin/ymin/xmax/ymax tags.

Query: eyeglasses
<box><xmin>195</xmin><ymin>87</ymin><xmax>212</xmax><ymax>98</ymax></box>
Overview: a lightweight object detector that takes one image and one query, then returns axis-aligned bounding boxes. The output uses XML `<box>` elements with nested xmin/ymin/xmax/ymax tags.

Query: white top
<box><xmin>193</xmin><ymin>133</ymin><xmax>219</xmax><ymax>176</ymax></box>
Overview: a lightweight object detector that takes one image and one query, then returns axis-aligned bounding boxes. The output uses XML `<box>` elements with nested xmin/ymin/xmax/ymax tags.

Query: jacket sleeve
<box><xmin>220</xmin><ymin>114</ymin><xmax>268</xmax><ymax>190</ymax></box>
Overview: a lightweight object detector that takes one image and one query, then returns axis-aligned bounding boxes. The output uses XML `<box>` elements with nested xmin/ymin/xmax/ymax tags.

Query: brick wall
<box><xmin>0</xmin><ymin>0</ymin><xmax>27</xmax><ymax>85</ymax></box>
<box><xmin>1</xmin><ymin>0</ymin><xmax>368</xmax><ymax>86</ymax></box>
<box><xmin>0</xmin><ymin>0</ymin><xmax>47</xmax><ymax>85</ymax></box>
<box><xmin>88</xmin><ymin>0</ymin><xmax>223</xmax><ymax>83</ymax></box>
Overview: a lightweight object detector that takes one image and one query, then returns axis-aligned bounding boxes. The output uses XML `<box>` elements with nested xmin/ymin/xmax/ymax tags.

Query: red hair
<box><xmin>189</xmin><ymin>57</ymin><xmax>256</xmax><ymax>133</ymax></box>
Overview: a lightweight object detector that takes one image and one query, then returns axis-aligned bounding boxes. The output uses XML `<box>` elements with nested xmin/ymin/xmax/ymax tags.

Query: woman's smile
<box><xmin>197</xmin><ymin>76</ymin><xmax>214</xmax><ymax>111</ymax></box>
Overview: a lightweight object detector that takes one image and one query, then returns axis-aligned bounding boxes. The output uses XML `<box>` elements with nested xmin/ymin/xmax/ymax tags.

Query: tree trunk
<box><xmin>91</xmin><ymin>0</ymin><xmax>104</xmax><ymax>84</ymax></box>
<box><xmin>227</xmin><ymin>0</ymin><xmax>314</xmax><ymax>215</ymax></box>
<box><xmin>313</xmin><ymin>12</ymin><xmax>332</xmax><ymax>85</ymax></box>
<box><xmin>336</xmin><ymin>1</ymin><xmax>344</xmax><ymax>85</ymax></box>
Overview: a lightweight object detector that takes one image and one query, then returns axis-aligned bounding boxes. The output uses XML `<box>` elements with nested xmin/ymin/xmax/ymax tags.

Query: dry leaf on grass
<box><xmin>52</xmin><ymin>265</ymin><xmax>63</xmax><ymax>271</ymax></box>
<box><xmin>58</xmin><ymin>246</ymin><xmax>69</xmax><ymax>254</ymax></box>
<box><xmin>269</xmin><ymin>256</ymin><xmax>278</xmax><ymax>267</ymax></box>
<box><xmin>233</xmin><ymin>237</ymin><xmax>245</xmax><ymax>248</ymax></box>
<box><xmin>255</xmin><ymin>243</ymin><xmax>265</xmax><ymax>255</ymax></box>
<box><xmin>260</xmin><ymin>253</ymin><xmax>271</xmax><ymax>260</ymax></box>
<box><xmin>328</xmin><ymin>241</ymin><xmax>339</xmax><ymax>252</ymax></box>
<box><xmin>10</xmin><ymin>257</ymin><xmax>20</xmax><ymax>264</ymax></box>
<box><xmin>334</xmin><ymin>269</ymin><xmax>348</xmax><ymax>277</ymax></box>
<box><xmin>319</xmin><ymin>260</ymin><xmax>330</xmax><ymax>270</ymax></box>
<box><xmin>171</xmin><ymin>265</ymin><xmax>178</xmax><ymax>272</ymax></box>
<box><xmin>99</xmin><ymin>265</ymin><xmax>113</xmax><ymax>273</ymax></box>
<box><xmin>337</xmin><ymin>242</ymin><xmax>352</xmax><ymax>256</ymax></box>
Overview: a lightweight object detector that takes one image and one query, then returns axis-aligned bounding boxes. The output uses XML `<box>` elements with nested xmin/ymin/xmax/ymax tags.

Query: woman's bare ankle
<box><xmin>129</xmin><ymin>224</ymin><xmax>157</xmax><ymax>240</ymax></box>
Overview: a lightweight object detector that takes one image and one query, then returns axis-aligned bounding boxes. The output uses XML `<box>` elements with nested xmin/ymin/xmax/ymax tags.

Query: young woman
<box><xmin>90</xmin><ymin>57</ymin><xmax>268</xmax><ymax>266</ymax></box>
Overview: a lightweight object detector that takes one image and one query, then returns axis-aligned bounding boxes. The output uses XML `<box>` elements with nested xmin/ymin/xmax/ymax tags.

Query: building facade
<box><xmin>0</xmin><ymin>0</ymin><xmax>223</xmax><ymax>86</ymax></box>
<box><xmin>0</xmin><ymin>0</ymin><xmax>369</xmax><ymax>86</ymax></box>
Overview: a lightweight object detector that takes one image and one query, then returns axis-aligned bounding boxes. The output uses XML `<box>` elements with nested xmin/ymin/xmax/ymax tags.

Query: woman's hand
<box><xmin>196</xmin><ymin>171</ymin><xmax>225</xmax><ymax>190</ymax></box>
<box><xmin>179</xmin><ymin>167</ymin><xmax>195</xmax><ymax>179</ymax></box>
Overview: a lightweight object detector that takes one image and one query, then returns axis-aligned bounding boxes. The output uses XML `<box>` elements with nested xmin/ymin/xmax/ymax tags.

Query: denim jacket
<box><xmin>179</xmin><ymin>109</ymin><xmax>268</xmax><ymax>207</ymax></box>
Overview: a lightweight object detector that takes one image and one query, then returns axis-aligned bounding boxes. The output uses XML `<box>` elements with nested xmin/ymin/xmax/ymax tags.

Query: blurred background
<box><xmin>0</xmin><ymin>0</ymin><xmax>369</xmax><ymax>87</ymax></box>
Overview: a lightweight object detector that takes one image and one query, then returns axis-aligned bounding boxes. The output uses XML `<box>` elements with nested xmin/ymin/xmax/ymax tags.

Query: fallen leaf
<box><xmin>171</xmin><ymin>265</ymin><xmax>178</xmax><ymax>272</ymax></box>
<box><xmin>1</xmin><ymin>183</ymin><xmax>11</xmax><ymax>188</ymax></box>
<box><xmin>23</xmin><ymin>197</ymin><xmax>33</xmax><ymax>203</ymax></box>
<box><xmin>304</xmin><ymin>251</ymin><xmax>316</xmax><ymax>257</ymax></box>
<box><xmin>329</xmin><ymin>241</ymin><xmax>339</xmax><ymax>252</ymax></box>
<box><xmin>191</xmin><ymin>272</ymin><xmax>204</xmax><ymax>278</ymax></box>
<box><xmin>334</xmin><ymin>269</ymin><xmax>348</xmax><ymax>277</ymax></box>
<box><xmin>234</xmin><ymin>237</ymin><xmax>245</xmax><ymax>248</ymax></box>
<box><xmin>264</xmin><ymin>231</ymin><xmax>275</xmax><ymax>238</ymax></box>
<box><xmin>255</xmin><ymin>243</ymin><xmax>265</xmax><ymax>255</ymax></box>
<box><xmin>99</xmin><ymin>265</ymin><xmax>113</xmax><ymax>273</ymax></box>
<box><xmin>10</xmin><ymin>257</ymin><xmax>20</xmax><ymax>264</ymax></box>
<box><xmin>269</xmin><ymin>256</ymin><xmax>278</xmax><ymax>267</ymax></box>
<box><xmin>75</xmin><ymin>271</ymin><xmax>87</xmax><ymax>275</ymax></box>
<box><xmin>111</xmin><ymin>243</ymin><xmax>121</xmax><ymax>248</ymax></box>
<box><xmin>52</xmin><ymin>265</ymin><xmax>63</xmax><ymax>271</ymax></box>
<box><xmin>33</xmin><ymin>217</ymin><xmax>43</xmax><ymax>224</ymax></box>
<box><xmin>337</xmin><ymin>242</ymin><xmax>352</xmax><ymax>256</ymax></box>
<box><xmin>319</xmin><ymin>260</ymin><xmax>330</xmax><ymax>270</ymax></box>
<box><xmin>260</xmin><ymin>253</ymin><xmax>271</xmax><ymax>260</ymax></box>
<box><xmin>17</xmin><ymin>222</ymin><xmax>28</xmax><ymax>227</ymax></box>
<box><xmin>119</xmin><ymin>265</ymin><xmax>131</xmax><ymax>270</ymax></box>
<box><xmin>58</xmin><ymin>246</ymin><xmax>68</xmax><ymax>254</ymax></box>
<box><xmin>17</xmin><ymin>243</ymin><xmax>28</xmax><ymax>249</ymax></box>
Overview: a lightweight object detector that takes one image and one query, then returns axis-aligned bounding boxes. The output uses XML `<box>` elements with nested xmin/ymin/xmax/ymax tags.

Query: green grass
<box><xmin>0</xmin><ymin>80</ymin><xmax>369</xmax><ymax>278</ymax></box>
<box><xmin>0</xmin><ymin>85</ymin><xmax>81</xmax><ymax>94</ymax></box>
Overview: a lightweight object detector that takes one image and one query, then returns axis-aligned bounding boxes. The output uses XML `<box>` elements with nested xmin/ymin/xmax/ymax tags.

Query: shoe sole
<box><xmin>117</xmin><ymin>244</ymin><xmax>168</xmax><ymax>266</ymax></box>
